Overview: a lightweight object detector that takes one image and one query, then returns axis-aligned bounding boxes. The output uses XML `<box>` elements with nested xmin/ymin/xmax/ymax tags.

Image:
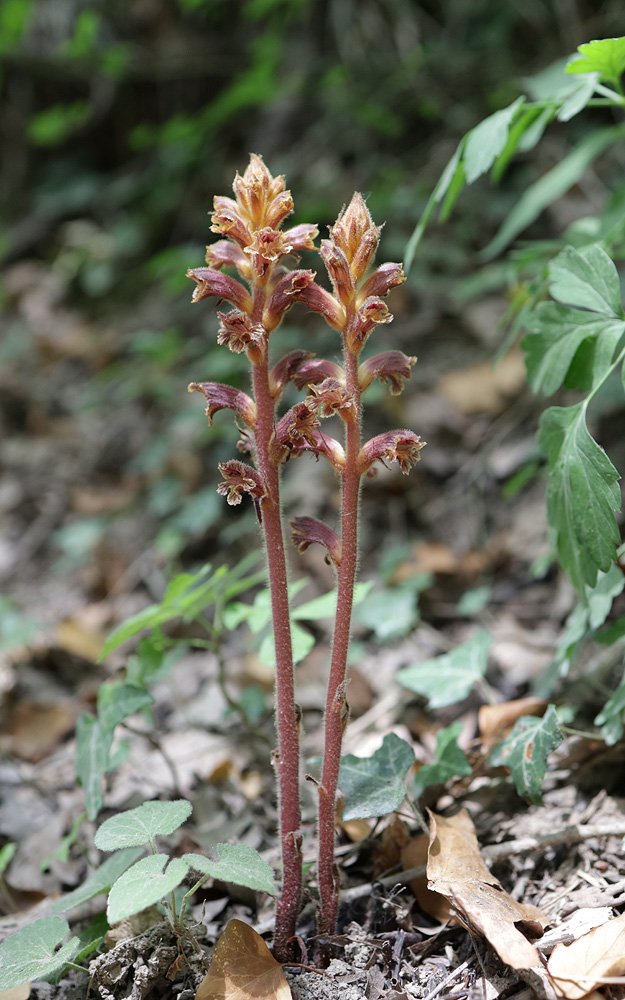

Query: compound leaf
<box><xmin>338</xmin><ymin>733</ymin><xmax>415</xmax><ymax>821</ymax></box>
<box><xmin>396</xmin><ymin>630</ymin><xmax>491</xmax><ymax>708</ymax></box>
<box><xmin>184</xmin><ymin>845</ymin><xmax>274</xmax><ymax>895</ymax></box>
<box><xmin>523</xmin><ymin>305</ymin><xmax>624</xmax><ymax>395</ymax></box>
<box><xmin>0</xmin><ymin>917</ymin><xmax>80</xmax><ymax>990</ymax></box>
<box><xmin>566</xmin><ymin>36</ymin><xmax>625</xmax><ymax>87</ymax></box>
<box><xmin>107</xmin><ymin>854</ymin><xmax>189</xmax><ymax>924</ymax></box>
<box><xmin>490</xmin><ymin>704</ymin><xmax>562</xmax><ymax>804</ymax></box>
<box><xmin>548</xmin><ymin>244</ymin><xmax>624</xmax><ymax>316</ymax></box>
<box><xmin>95</xmin><ymin>799</ymin><xmax>192</xmax><ymax>851</ymax></box>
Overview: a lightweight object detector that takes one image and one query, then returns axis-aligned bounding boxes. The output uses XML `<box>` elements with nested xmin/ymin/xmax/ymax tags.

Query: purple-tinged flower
<box><xmin>284</xmin><ymin>223</ymin><xmax>319</xmax><ymax>252</ymax></box>
<box><xmin>348</xmin><ymin>295</ymin><xmax>393</xmax><ymax>352</ymax></box>
<box><xmin>205</xmin><ymin>240</ymin><xmax>252</xmax><ymax>279</ymax></box>
<box><xmin>187</xmin><ymin>267</ymin><xmax>253</xmax><ymax>313</ymax></box>
<box><xmin>270</xmin><ymin>403</ymin><xmax>345</xmax><ymax>469</ymax></box>
<box><xmin>349</xmin><ymin>225</ymin><xmax>381</xmax><ymax>283</ymax></box>
<box><xmin>244</xmin><ymin>227</ymin><xmax>294</xmax><ymax>278</ymax></box>
<box><xmin>357</xmin><ymin>430</ymin><xmax>425</xmax><ymax>476</ymax></box>
<box><xmin>232</xmin><ymin>154</ymin><xmax>293</xmax><ymax>230</ymax></box>
<box><xmin>210</xmin><ymin>196</ymin><xmax>253</xmax><ymax>249</ymax></box>
<box><xmin>330</xmin><ymin>193</ymin><xmax>377</xmax><ymax>266</ymax></box>
<box><xmin>358</xmin><ymin>351</ymin><xmax>417</xmax><ymax>395</ymax></box>
<box><xmin>290</xmin><ymin>516</ymin><xmax>342</xmax><ymax>568</ymax></box>
<box><xmin>188</xmin><ymin>381</ymin><xmax>257</xmax><ymax>429</ymax></box>
<box><xmin>357</xmin><ymin>262</ymin><xmax>405</xmax><ymax>302</ymax></box>
<box><xmin>307</xmin><ymin>378</ymin><xmax>355</xmax><ymax>421</ymax></box>
<box><xmin>263</xmin><ymin>269</ymin><xmax>317</xmax><ymax>332</ymax></box>
<box><xmin>296</xmin><ymin>281</ymin><xmax>346</xmax><ymax>331</ymax></box>
<box><xmin>216</xmin><ymin>460</ymin><xmax>266</xmax><ymax>506</ymax></box>
<box><xmin>269</xmin><ymin>350</ymin><xmax>316</xmax><ymax>400</ymax></box>
<box><xmin>216</xmin><ymin>309</ymin><xmax>266</xmax><ymax>360</ymax></box>
<box><xmin>291</xmin><ymin>358</ymin><xmax>344</xmax><ymax>391</ymax></box>
<box><xmin>320</xmin><ymin>240</ymin><xmax>354</xmax><ymax>306</ymax></box>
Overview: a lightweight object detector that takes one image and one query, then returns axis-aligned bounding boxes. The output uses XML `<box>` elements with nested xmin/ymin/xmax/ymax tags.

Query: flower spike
<box><xmin>291</xmin><ymin>516</ymin><xmax>342</xmax><ymax>568</ymax></box>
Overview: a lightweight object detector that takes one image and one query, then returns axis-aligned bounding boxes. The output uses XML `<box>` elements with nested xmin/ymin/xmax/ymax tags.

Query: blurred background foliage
<box><xmin>1</xmin><ymin>0</ymin><xmax>623</xmax><ymax>597</ymax></box>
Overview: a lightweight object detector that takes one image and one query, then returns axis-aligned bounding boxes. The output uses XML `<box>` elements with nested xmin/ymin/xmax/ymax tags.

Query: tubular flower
<box><xmin>205</xmin><ymin>240</ymin><xmax>252</xmax><ymax>280</ymax></box>
<box><xmin>296</xmin><ymin>281</ymin><xmax>346</xmax><ymax>331</ymax></box>
<box><xmin>232</xmin><ymin>153</ymin><xmax>292</xmax><ymax>230</ymax></box>
<box><xmin>216</xmin><ymin>460</ymin><xmax>266</xmax><ymax>506</ymax></box>
<box><xmin>330</xmin><ymin>192</ymin><xmax>380</xmax><ymax>279</ymax></box>
<box><xmin>263</xmin><ymin>269</ymin><xmax>317</xmax><ymax>332</ymax></box>
<box><xmin>307</xmin><ymin>378</ymin><xmax>355</xmax><ymax>421</ymax></box>
<box><xmin>283</xmin><ymin>223</ymin><xmax>319</xmax><ymax>252</ymax></box>
<box><xmin>357</xmin><ymin>430</ymin><xmax>425</xmax><ymax>476</ymax></box>
<box><xmin>270</xmin><ymin>403</ymin><xmax>345</xmax><ymax>469</ymax></box>
<box><xmin>187</xmin><ymin>267</ymin><xmax>253</xmax><ymax>313</ymax></box>
<box><xmin>290</xmin><ymin>516</ymin><xmax>342</xmax><ymax>568</ymax></box>
<box><xmin>244</xmin><ymin>227</ymin><xmax>295</xmax><ymax>278</ymax></box>
<box><xmin>348</xmin><ymin>296</ymin><xmax>393</xmax><ymax>353</ymax></box>
<box><xmin>269</xmin><ymin>350</ymin><xmax>315</xmax><ymax>400</ymax></box>
<box><xmin>291</xmin><ymin>358</ymin><xmax>344</xmax><ymax>391</ymax></box>
<box><xmin>210</xmin><ymin>196</ymin><xmax>254</xmax><ymax>249</ymax></box>
<box><xmin>188</xmin><ymin>381</ymin><xmax>257</xmax><ymax>429</ymax></box>
<box><xmin>320</xmin><ymin>240</ymin><xmax>354</xmax><ymax>307</ymax></box>
<box><xmin>358</xmin><ymin>351</ymin><xmax>417</xmax><ymax>395</ymax></box>
<box><xmin>357</xmin><ymin>262</ymin><xmax>405</xmax><ymax>303</ymax></box>
<box><xmin>216</xmin><ymin>310</ymin><xmax>266</xmax><ymax>361</ymax></box>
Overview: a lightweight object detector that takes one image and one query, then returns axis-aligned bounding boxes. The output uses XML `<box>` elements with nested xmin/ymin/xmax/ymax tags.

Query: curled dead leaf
<box><xmin>547</xmin><ymin>911</ymin><xmax>625</xmax><ymax>999</ymax></box>
<box><xmin>401</xmin><ymin>834</ymin><xmax>453</xmax><ymax>924</ymax></box>
<box><xmin>426</xmin><ymin>809</ymin><xmax>547</xmax><ymax>970</ymax></box>
<box><xmin>478</xmin><ymin>697</ymin><xmax>548</xmax><ymax>741</ymax></box>
<box><xmin>195</xmin><ymin>919</ymin><xmax>292</xmax><ymax>1000</ymax></box>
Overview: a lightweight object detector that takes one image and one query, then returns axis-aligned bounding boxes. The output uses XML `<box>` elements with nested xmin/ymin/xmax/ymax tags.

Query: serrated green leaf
<box><xmin>97</xmin><ymin>681</ymin><xmax>154</xmax><ymax>733</ymax></box>
<box><xmin>412</xmin><ymin>722</ymin><xmax>472</xmax><ymax>800</ymax></box>
<box><xmin>490</xmin><ymin>705</ymin><xmax>562</xmax><ymax>804</ymax></box>
<box><xmin>51</xmin><ymin>848</ymin><xmax>145</xmax><ymax>914</ymax></box>
<box><xmin>75</xmin><ymin>714</ymin><xmax>113</xmax><ymax>821</ymax></box>
<box><xmin>106</xmin><ymin>854</ymin><xmax>190</xmax><ymax>924</ymax></box>
<box><xmin>183</xmin><ymin>844</ymin><xmax>274</xmax><ymax>895</ymax></box>
<box><xmin>566</xmin><ymin>37</ymin><xmax>625</xmax><ymax>87</ymax></box>
<box><xmin>538</xmin><ymin>404</ymin><xmax>621</xmax><ymax>589</ymax></box>
<box><xmin>0</xmin><ymin>917</ymin><xmax>80</xmax><ymax>990</ymax></box>
<box><xmin>95</xmin><ymin>799</ymin><xmax>192</xmax><ymax>850</ymax></box>
<box><xmin>463</xmin><ymin>97</ymin><xmax>524</xmax><ymax>184</ymax></box>
<box><xmin>548</xmin><ymin>245</ymin><xmax>624</xmax><ymax>316</ymax></box>
<box><xmin>595</xmin><ymin>670</ymin><xmax>625</xmax><ymax>745</ymax></box>
<box><xmin>395</xmin><ymin>630</ymin><xmax>491</xmax><ymax>708</ymax></box>
<box><xmin>338</xmin><ymin>733</ymin><xmax>415</xmax><ymax>821</ymax></box>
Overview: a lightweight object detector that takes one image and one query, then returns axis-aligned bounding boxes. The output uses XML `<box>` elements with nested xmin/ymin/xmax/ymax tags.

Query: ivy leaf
<box><xmin>51</xmin><ymin>848</ymin><xmax>144</xmax><ymax>914</ymax></box>
<box><xmin>538</xmin><ymin>404</ymin><xmax>621</xmax><ymax>589</ymax></box>
<box><xmin>95</xmin><ymin>799</ymin><xmax>192</xmax><ymax>850</ymax></box>
<box><xmin>75</xmin><ymin>713</ymin><xmax>113</xmax><ymax>821</ymax></box>
<box><xmin>184</xmin><ymin>845</ymin><xmax>274</xmax><ymax>895</ymax></box>
<box><xmin>595</xmin><ymin>669</ymin><xmax>625</xmax><ymax>745</ymax></box>
<box><xmin>107</xmin><ymin>854</ymin><xmax>190</xmax><ymax>924</ymax></box>
<box><xmin>338</xmin><ymin>733</ymin><xmax>415</xmax><ymax>821</ymax></box>
<box><xmin>396</xmin><ymin>630</ymin><xmax>492</xmax><ymax>708</ymax></box>
<box><xmin>548</xmin><ymin>244</ymin><xmax>624</xmax><ymax>317</ymax></box>
<box><xmin>490</xmin><ymin>705</ymin><xmax>562</xmax><ymax>804</ymax></box>
<box><xmin>0</xmin><ymin>917</ymin><xmax>80</xmax><ymax>990</ymax></box>
<box><xmin>97</xmin><ymin>681</ymin><xmax>154</xmax><ymax>733</ymax></box>
<box><xmin>566</xmin><ymin>37</ymin><xmax>625</xmax><ymax>88</ymax></box>
<box><xmin>412</xmin><ymin>722</ymin><xmax>472</xmax><ymax>800</ymax></box>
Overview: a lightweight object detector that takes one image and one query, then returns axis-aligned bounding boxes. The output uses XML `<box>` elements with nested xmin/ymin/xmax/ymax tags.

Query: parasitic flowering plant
<box><xmin>187</xmin><ymin>154</ymin><xmax>424</xmax><ymax>961</ymax></box>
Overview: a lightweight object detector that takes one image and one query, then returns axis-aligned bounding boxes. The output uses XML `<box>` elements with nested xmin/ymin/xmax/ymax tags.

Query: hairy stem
<box><xmin>251</xmin><ymin>287</ymin><xmax>302</xmax><ymax>961</ymax></box>
<box><xmin>317</xmin><ymin>320</ymin><xmax>362</xmax><ymax>937</ymax></box>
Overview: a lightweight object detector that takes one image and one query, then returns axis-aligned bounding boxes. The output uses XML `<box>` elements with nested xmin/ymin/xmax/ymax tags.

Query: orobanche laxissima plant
<box><xmin>186</xmin><ymin>154</ymin><xmax>423</xmax><ymax>959</ymax></box>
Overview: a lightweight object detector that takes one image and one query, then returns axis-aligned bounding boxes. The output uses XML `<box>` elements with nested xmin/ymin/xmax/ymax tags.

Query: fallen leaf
<box><xmin>195</xmin><ymin>919</ymin><xmax>292</xmax><ymax>1000</ymax></box>
<box><xmin>479</xmin><ymin>697</ymin><xmax>548</xmax><ymax>741</ymax></box>
<box><xmin>547</xmin><ymin>912</ymin><xmax>625</xmax><ymax>999</ymax></box>
<box><xmin>54</xmin><ymin>618</ymin><xmax>107</xmax><ymax>662</ymax></box>
<box><xmin>437</xmin><ymin>348</ymin><xmax>526</xmax><ymax>415</ymax></box>
<box><xmin>401</xmin><ymin>833</ymin><xmax>453</xmax><ymax>924</ymax></box>
<box><xmin>1</xmin><ymin>701</ymin><xmax>76</xmax><ymax>762</ymax></box>
<box><xmin>426</xmin><ymin>809</ymin><xmax>547</xmax><ymax>970</ymax></box>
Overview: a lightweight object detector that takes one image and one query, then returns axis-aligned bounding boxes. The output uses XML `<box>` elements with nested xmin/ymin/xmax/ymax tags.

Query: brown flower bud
<box><xmin>216</xmin><ymin>460</ymin><xmax>266</xmax><ymax>506</ymax></box>
<box><xmin>187</xmin><ymin>267</ymin><xmax>253</xmax><ymax>313</ymax></box>
<box><xmin>330</xmin><ymin>193</ymin><xmax>378</xmax><ymax>268</ymax></box>
<box><xmin>357</xmin><ymin>430</ymin><xmax>425</xmax><ymax>476</ymax></box>
<box><xmin>188</xmin><ymin>381</ymin><xmax>257</xmax><ymax>429</ymax></box>
<box><xmin>232</xmin><ymin>154</ymin><xmax>292</xmax><ymax>230</ymax></box>
<box><xmin>290</xmin><ymin>515</ymin><xmax>342</xmax><ymax>568</ymax></box>
<box><xmin>320</xmin><ymin>240</ymin><xmax>354</xmax><ymax>306</ymax></box>
<box><xmin>358</xmin><ymin>351</ymin><xmax>417</xmax><ymax>395</ymax></box>
<box><xmin>296</xmin><ymin>281</ymin><xmax>346</xmax><ymax>331</ymax></box>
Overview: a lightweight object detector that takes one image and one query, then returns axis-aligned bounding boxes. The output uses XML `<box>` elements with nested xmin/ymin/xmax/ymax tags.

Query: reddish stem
<box><xmin>251</xmin><ymin>287</ymin><xmax>302</xmax><ymax>962</ymax></box>
<box><xmin>317</xmin><ymin>319</ymin><xmax>362</xmax><ymax>937</ymax></box>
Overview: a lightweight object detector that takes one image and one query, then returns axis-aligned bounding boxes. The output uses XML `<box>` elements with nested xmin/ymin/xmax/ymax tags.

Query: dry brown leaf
<box><xmin>401</xmin><ymin>833</ymin><xmax>453</xmax><ymax>924</ymax></box>
<box><xmin>1</xmin><ymin>701</ymin><xmax>76</xmax><ymax>762</ymax></box>
<box><xmin>547</xmin><ymin>912</ymin><xmax>625</xmax><ymax>999</ymax></box>
<box><xmin>0</xmin><ymin>984</ymin><xmax>31</xmax><ymax>1000</ymax></box>
<box><xmin>195</xmin><ymin>919</ymin><xmax>292</xmax><ymax>1000</ymax></box>
<box><xmin>427</xmin><ymin>809</ymin><xmax>547</xmax><ymax>970</ymax></box>
<box><xmin>478</xmin><ymin>697</ymin><xmax>548</xmax><ymax>741</ymax></box>
<box><xmin>54</xmin><ymin>617</ymin><xmax>107</xmax><ymax>661</ymax></box>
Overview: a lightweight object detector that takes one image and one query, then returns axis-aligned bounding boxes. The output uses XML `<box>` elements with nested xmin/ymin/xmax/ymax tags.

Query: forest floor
<box><xmin>1</xmin><ymin>259</ymin><xmax>625</xmax><ymax>1000</ymax></box>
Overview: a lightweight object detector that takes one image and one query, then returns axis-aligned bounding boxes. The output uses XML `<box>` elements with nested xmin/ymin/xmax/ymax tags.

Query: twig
<box><xmin>421</xmin><ymin>958</ymin><xmax>473</xmax><ymax>1000</ymax></box>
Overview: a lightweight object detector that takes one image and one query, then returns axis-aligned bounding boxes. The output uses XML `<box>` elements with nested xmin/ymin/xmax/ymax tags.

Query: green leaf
<box><xmin>548</xmin><ymin>244</ymin><xmax>624</xmax><ymax>316</ymax></box>
<box><xmin>51</xmin><ymin>848</ymin><xmax>144</xmax><ymax>914</ymax></box>
<box><xmin>258</xmin><ymin>621</ymin><xmax>314</xmax><ymax>667</ymax></box>
<box><xmin>490</xmin><ymin>705</ymin><xmax>562</xmax><ymax>804</ymax></box>
<box><xmin>566</xmin><ymin>37</ymin><xmax>625</xmax><ymax>87</ymax></box>
<box><xmin>404</xmin><ymin>141</ymin><xmax>465</xmax><ymax>273</ymax></box>
<box><xmin>352</xmin><ymin>585</ymin><xmax>420</xmax><ymax>640</ymax></box>
<box><xmin>97</xmin><ymin>681</ymin><xmax>154</xmax><ymax>733</ymax></box>
<box><xmin>0</xmin><ymin>842</ymin><xmax>16</xmax><ymax>877</ymax></box>
<box><xmin>595</xmin><ymin>669</ymin><xmax>625</xmax><ymax>745</ymax></box>
<box><xmin>396</xmin><ymin>630</ymin><xmax>491</xmax><ymax>708</ymax></box>
<box><xmin>95</xmin><ymin>799</ymin><xmax>192</xmax><ymax>851</ymax></box>
<box><xmin>75</xmin><ymin>714</ymin><xmax>113</xmax><ymax>821</ymax></box>
<box><xmin>183</xmin><ymin>844</ymin><xmax>274</xmax><ymax>895</ymax></box>
<box><xmin>463</xmin><ymin>97</ymin><xmax>525</xmax><ymax>184</ymax></box>
<box><xmin>482</xmin><ymin>125</ymin><xmax>625</xmax><ymax>260</ymax></box>
<box><xmin>538</xmin><ymin>404</ymin><xmax>621</xmax><ymax>589</ymax></box>
<box><xmin>338</xmin><ymin>733</ymin><xmax>415</xmax><ymax>821</ymax></box>
<box><xmin>292</xmin><ymin>580</ymin><xmax>373</xmax><ymax>621</ymax></box>
<box><xmin>412</xmin><ymin>722</ymin><xmax>472</xmax><ymax>800</ymax></box>
<box><xmin>106</xmin><ymin>855</ymin><xmax>190</xmax><ymax>924</ymax></box>
<box><xmin>0</xmin><ymin>917</ymin><xmax>80</xmax><ymax>990</ymax></box>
